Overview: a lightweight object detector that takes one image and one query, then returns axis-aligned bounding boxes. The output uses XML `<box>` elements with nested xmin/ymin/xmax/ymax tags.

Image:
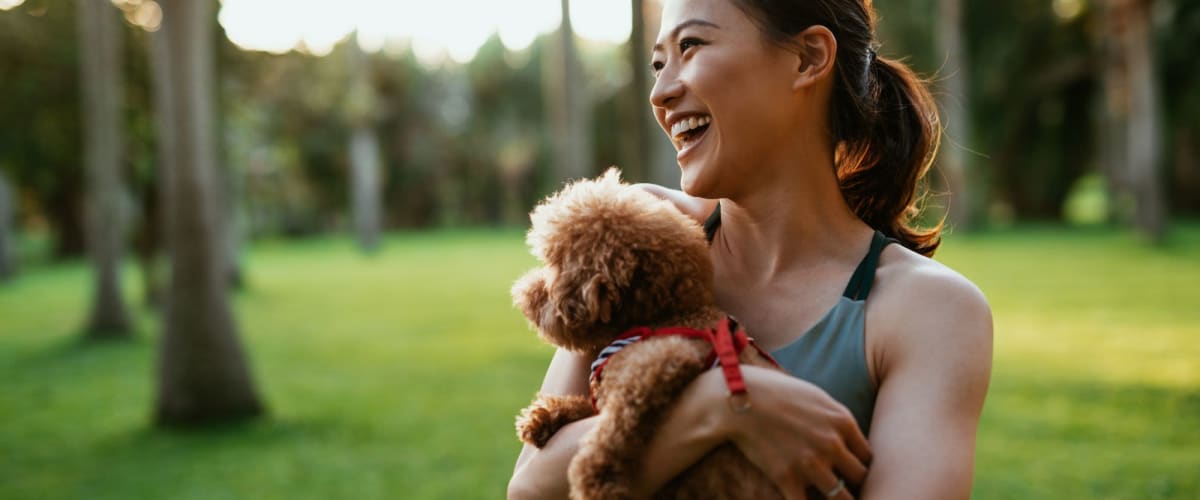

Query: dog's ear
<box><xmin>512</xmin><ymin>267</ymin><xmax>553</xmax><ymax>331</ymax></box>
<box><xmin>513</xmin><ymin>266</ymin><xmax>615</xmax><ymax>353</ymax></box>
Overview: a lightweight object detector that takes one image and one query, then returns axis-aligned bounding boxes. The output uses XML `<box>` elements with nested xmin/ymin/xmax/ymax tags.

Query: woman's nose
<box><xmin>649</xmin><ymin>70</ymin><xmax>684</xmax><ymax>109</ymax></box>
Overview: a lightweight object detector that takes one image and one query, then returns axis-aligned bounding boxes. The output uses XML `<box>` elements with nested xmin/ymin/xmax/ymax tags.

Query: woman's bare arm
<box><xmin>859</xmin><ymin>266</ymin><xmax>994</xmax><ymax>499</ymax></box>
<box><xmin>509</xmin><ymin>351</ymin><xmax>873</xmax><ymax>499</ymax></box>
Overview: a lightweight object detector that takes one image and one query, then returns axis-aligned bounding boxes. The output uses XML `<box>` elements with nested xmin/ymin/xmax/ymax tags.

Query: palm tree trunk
<box><xmin>1120</xmin><ymin>0</ymin><xmax>1166</xmax><ymax>241</ymax></box>
<box><xmin>936</xmin><ymin>0</ymin><xmax>973</xmax><ymax>230</ymax></box>
<box><xmin>624</xmin><ymin>0</ymin><xmax>650</xmax><ymax>182</ymax></box>
<box><xmin>154</xmin><ymin>0</ymin><xmax>264</xmax><ymax>426</ymax></box>
<box><xmin>545</xmin><ymin>0</ymin><xmax>593</xmax><ymax>183</ymax></box>
<box><xmin>642</xmin><ymin>0</ymin><xmax>681</xmax><ymax>188</ymax></box>
<box><xmin>1098</xmin><ymin>0</ymin><xmax>1166</xmax><ymax>242</ymax></box>
<box><xmin>77</xmin><ymin>0</ymin><xmax>132</xmax><ymax>338</ymax></box>
<box><xmin>346</xmin><ymin>37</ymin><xmax>383</xmax><ymax>253</ymax></box>
<box><xmin>145</xmin><ymin>13</ymin><xmax>177</xmax><ymax>309</ymax></box>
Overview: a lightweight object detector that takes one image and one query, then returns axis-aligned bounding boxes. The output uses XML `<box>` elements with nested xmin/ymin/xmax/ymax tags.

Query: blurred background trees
<box><xmin>0</xmin><ymin>0</ymin><xmax>1191</xmax><ymax>263</ymax></box>
<box><xmin>0</xmin><ymin>0</ymin><xmax>1192</xmax><ymax>264</ymax></box>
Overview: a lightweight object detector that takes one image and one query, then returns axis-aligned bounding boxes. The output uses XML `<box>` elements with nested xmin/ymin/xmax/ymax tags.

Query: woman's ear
<box><xmin>791</xmin><ymin>25</ymin><xmax>838</xmax><ymax>91</ymax></box>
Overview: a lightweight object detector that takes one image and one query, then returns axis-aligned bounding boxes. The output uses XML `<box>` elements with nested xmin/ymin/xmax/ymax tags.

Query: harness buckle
<box><xmin>728</xmin><ymin>392</ymin><xmax>753</xmax><ymax>414</ymax></box>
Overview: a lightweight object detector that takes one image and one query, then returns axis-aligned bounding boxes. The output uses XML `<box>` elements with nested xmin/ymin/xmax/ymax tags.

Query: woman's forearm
<box><xmin>509</xmin><ymin>370</ymin><xmax>731</xmax><ymax>499</ymax></box>
<box><xmin>509</xmin><ymin>416</ymin><xmax>597</xmax><ymax>500</ymax></box>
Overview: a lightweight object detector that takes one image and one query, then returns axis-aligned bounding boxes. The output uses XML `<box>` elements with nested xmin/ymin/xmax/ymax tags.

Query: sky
<box><xmin>217</xmin><ymin>0</ymin><xmax>635</xmax><ymax>63</ymax></box>
<box><xmin>0</xmin><ymin>0</ymin><xmax>635</xmax><ymax>63</ymax></box>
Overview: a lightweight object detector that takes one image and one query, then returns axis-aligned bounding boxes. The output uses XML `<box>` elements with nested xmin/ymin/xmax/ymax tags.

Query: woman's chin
<box><xmin>679</xmin><ymin>165</ymin><xmax>717</xmax><ymax>199</ymax></box>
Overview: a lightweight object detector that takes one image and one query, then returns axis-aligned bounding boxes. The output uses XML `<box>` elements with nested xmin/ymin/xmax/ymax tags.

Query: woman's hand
<box><xmin>631</xmin><ymin>366</ymin><xmax>872</xmax><ymax>499</ymax></box>
<box><xmin>720</xmin><ymin>366</ymin><xmax>872</xmax><ymax>500</ymax></box>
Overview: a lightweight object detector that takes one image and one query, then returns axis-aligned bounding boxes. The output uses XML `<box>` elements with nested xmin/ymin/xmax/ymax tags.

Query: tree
<box><xmin>0</xmin><ymin>170</ymin><xmax>15</xmax><ymax>281</ymax></box>
<box><xmin>935</xmin><ymin>0</ymin><xmax>973</xmax><ymax>230</ymax></box>
<box><xmin>0</xmin><ymin>0</ymin><xmax>90</xmax><ymax>260</ymax></box>
<box><xmin>143</xmin><ymin>3</ymin><xmax>176</xmax><ymax>309</ymax></box>
<box><xmin>345</xmin><ymin>35</ymin><xmax>383</xmax><ymax>253</ymax></box>
<box><xmin>544</xmin><ymin>0</ymin><xmax>593</xmax><ymax>182</ymax></box>
<box><xmin>77</xmin><ymin>0</ymin><xmax>133</xmax><ymax>338</ymax></box>
<box><xmin>1098</xmin><ymin>0</ymin><xmax>1166</xmax><ymax>241</ymax></box>
<box><xmin>154</xmin><ymin>0</ymin><xmax>264</xmax><ymax>425</ymax></box>
<box><xmin>633</xmin><ymin>0</ymin><xmax>681</xmax><ymax>187</ymax></box>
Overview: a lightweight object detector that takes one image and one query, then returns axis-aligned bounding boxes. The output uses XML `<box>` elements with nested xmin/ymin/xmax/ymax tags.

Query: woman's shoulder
<box><xmin>868</xmin><ymin>242</ymin><xmax>993</xmax><ymax>371</ymax></box>
<box><xmin>875</xmin><ymin>243</ymin><xmax>989</xmax><ymax>312</ymax></box>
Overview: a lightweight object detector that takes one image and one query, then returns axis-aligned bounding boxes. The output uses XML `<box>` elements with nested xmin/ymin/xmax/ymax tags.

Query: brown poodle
<box><xmin>512</xmin><ymin>169</ymin><xmax>784</xmax><ymax>499</ymax></box>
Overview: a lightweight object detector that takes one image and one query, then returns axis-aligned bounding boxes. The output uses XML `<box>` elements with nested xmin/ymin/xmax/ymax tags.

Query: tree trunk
<box><xmin>1120</xmin><ymin>0</ymin><xmax>1166</xmax><ymax>241</ymax></box>
<box><xmin>346</xmin><ymin>37</ymin><xmax>383</xmax><ymax>253</ymax></box>
<box><xmin>624</xmin><ymin>0</ymin><xmax>650</xmax><ymax>182</ymax></box>
<box><xmin>144</xmin><ymin>19</ymin><xmax>177</xmax><ymax>309</ymax></box>
<box><xmin>77</xmin><ymin>0</ymin><xmax>133</xmax><ymax>338</ymax></box>
<box><xmin>219</xmin><ymin>129</ymin><xmax>246</xmax><ymax>289</ymax></box>
<box><xmin>1098</xmin><ymin>0</ymin><xmax>1166</xmax><ymax>242</ymax></box>
<box><xmin>643</xmin><ymin>0</ymin><xmax>681</xmax><ymax>188</ymax></box>
<box><xmin>0</xmin><ymin>170</ymin><xmax>16</xmax><ymax>282</ymax></box>
<box><xmin>154</xmin><ymin>0</ymin><xmax>264</xmax><ymax>426</ymax></box>
<box><xmin>544</xmin><ymin>0</ymin><xmax>593</xmax><ymax>184</ymax></box>
<box><xmin>935</xmin><ymin>0</ymin><xmax>973</xmax><ymax>230</ymax></box>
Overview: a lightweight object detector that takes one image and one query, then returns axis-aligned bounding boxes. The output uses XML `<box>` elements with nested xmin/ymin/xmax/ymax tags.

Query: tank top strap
<box><xmin>703</xmin><ymin>202</ymin><xmax>722</xmax><ymax>243</ymax></box>
<box><xmin>841</xmin><ymin>230</ymin><xmax>898</xmax><ymax>301</ymax></box>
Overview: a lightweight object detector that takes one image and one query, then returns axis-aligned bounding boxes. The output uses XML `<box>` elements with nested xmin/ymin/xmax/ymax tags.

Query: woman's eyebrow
<box><xmin>652</xmin><ymin>19</ymin><xmax>721</xmax><ymax>52</ymax></box>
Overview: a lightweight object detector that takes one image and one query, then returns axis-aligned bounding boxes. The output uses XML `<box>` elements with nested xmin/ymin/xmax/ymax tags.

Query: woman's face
<box><xmin>650</xmin><ymin>0</ymin><xmax>803</xmax><ymax>198</ymax></box>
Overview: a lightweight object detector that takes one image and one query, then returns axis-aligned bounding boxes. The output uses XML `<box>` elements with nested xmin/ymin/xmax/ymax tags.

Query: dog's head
<box><xmin>511</xmin><ymin>168</ymin><xmax>715</xmax><ymax>354</ymax></box>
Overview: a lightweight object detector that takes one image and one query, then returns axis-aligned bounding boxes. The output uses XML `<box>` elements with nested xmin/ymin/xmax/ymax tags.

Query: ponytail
<box><xmin>836</xmin><ymin>54</ymin><xmax>943</xmax><ymax>257</ymax></box>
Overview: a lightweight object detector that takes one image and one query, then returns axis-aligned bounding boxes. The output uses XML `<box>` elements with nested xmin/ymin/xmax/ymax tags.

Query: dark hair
<box><xmin>732</xmin><ymin>0</ymin><xmax>942</xmax><ymax>256</ymax></box>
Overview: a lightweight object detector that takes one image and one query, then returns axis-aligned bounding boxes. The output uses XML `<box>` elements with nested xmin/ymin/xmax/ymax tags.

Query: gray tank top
<box><xmin>705</xmin><ymin>206</ymin><xmax>894</xmax><ymax>436</ymax></box>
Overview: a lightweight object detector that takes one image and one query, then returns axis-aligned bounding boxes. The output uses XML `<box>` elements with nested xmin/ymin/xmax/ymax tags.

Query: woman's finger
<box><xmin>833</xmin><ymin>445</ymin><xmax>868</xmax><ymax>486</ymax></box>
<box><xmin>767</xmin><ymin>461</ymin><xmax>809</xmax><ymax>500</ymax></box>
<box><xmin>811</xmin><ymin>472</ymin><xmax>853</xmax><ymax>500</ymax></box>
<box><xmin>836</xmin><ymin>414</ymin><xmax>872</xmax><ymax>466</ymax></box>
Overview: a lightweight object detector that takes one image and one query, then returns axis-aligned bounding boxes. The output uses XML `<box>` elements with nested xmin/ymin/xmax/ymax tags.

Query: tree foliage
<box><xmin>1</xmin><ymin>0</ymin><xmax>1197</xmax><ymax>256</ymax></box>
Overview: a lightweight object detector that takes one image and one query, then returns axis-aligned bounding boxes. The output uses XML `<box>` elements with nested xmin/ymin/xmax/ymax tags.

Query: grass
<box><xmin>0</xmin><ymin>224</ymin><xmax>1197</xmax><ymax>499</ymax></box>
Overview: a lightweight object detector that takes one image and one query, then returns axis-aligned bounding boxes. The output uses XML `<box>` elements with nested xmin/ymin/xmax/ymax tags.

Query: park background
<box><xmin>0</xmin><ymin>0</ymin><xmax>1197</xmax><ymax>498</ymax></box>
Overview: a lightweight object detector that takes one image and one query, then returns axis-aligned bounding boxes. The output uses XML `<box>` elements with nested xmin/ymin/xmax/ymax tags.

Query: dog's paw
<box><xmin>516</xmin><ymin>404</ymin><xmax>557</xmax><ymax>448</ymax></box>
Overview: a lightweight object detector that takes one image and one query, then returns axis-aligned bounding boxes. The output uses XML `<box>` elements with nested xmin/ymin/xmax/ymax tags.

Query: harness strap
<box><xmin>712</xmin><ymin>319</ymin><xmax>749</xmax><ymax>394</ymax></box>
<box><xmin>588</xmin><ymin>318</ymin><xmax>780</xmax><ymax>411</ymax></box>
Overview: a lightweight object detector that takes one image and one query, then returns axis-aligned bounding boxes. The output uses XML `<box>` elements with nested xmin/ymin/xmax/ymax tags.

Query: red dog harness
<box><xmin>588</xmin><ymin>317</ymin><xmax>781</xmax><ymax>411</ymax></box>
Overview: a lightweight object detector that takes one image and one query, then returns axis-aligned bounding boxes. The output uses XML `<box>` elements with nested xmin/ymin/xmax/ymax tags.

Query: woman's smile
<box><xmin>669</xmin><ymin>114</ymin><xmax>713</xmax><ymax>160</ymax></box>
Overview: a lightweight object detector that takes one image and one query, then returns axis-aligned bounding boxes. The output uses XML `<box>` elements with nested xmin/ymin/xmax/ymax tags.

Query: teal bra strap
<box><xmin>703</xmin><ymin>202</ymin><xmax>722</xmax><ymax>243</ymax></box>
<box><xmin>842</xmin><ymin>231</ymin><xmax>892</xmax><ymax>301</ymax></box>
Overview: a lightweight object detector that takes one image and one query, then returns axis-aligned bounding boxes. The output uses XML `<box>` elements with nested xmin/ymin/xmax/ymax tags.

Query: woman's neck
<box><xmin>712</xmin><ymin>154</ymin><xmax>874</xmax><ymax>285</ymax></box>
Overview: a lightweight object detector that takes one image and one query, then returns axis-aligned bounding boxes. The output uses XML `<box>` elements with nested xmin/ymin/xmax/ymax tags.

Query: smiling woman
<box><xmin>509</xmin><ymin>0</ymin><xmax>992</xmax><ymax>498</ymax></box>
<box><xmin>215</xmin><ymin>0</ymin><xmax>631</xmax><ymax>61</ymax></box>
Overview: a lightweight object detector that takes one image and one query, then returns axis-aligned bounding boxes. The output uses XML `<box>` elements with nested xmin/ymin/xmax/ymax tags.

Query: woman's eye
<box><xmin>679</xmin><ymin>38</ymin><xmax>702</xmax><ymax>52</ymax></box>
<box><xmin>651</xmin><ymin>61</ymin><xmax>665</xmax><ymax>74</ymax></box>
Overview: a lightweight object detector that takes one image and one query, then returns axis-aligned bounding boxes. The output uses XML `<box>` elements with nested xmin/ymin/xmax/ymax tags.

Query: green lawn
<box><xmin>1</xmin><ymin>225</ymin><xmax>1197</xmax><ymax>499</ymax></box>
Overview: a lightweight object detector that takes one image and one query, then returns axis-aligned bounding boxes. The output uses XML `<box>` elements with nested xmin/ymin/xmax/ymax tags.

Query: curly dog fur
<box><xmin>512</xmin><ymin>169</ymin><xmax>783</xmax><ymax>499</ymax></box>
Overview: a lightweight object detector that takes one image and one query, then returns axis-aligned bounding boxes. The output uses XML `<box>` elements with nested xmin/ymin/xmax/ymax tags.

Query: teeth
<box><xmin>670</xmin><ymin>115</ymin><xmax>712</xmax><ymax>140</ymax></box>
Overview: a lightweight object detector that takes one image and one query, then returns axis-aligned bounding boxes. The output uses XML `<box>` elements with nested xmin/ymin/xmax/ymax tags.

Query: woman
<box><xmin>508</xmin><ymin>0</ymin><xmax>993</xmax><ymax>498</ymax></box>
